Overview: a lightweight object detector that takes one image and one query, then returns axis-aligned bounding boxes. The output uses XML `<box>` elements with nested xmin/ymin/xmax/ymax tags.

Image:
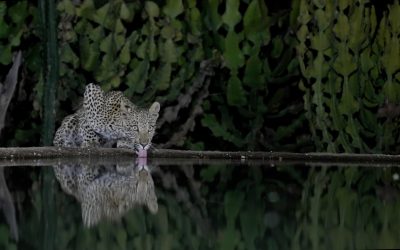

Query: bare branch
<box><xmin>158</xmin><ymin>58</ymin><xmax>219</xmax><ymax>127</ymax></box>
<box><xmin>160</xmin><ymin>78</ymin><xmax>210</xmax><ymax>148</ymax></box>
<box><xmin>0</xmin><ymin>51</ymin><xmax>22</xmax><ymax>136</ymax></box>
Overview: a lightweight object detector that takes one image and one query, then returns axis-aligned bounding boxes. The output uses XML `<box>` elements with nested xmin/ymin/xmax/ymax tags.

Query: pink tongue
<box><xmin>137</xmin><ymin>149</ymin><xmax>147</xmax><ymax>158</ymax></box>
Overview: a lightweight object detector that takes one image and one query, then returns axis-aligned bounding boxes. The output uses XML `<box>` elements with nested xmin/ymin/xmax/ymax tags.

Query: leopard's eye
<box><xmin>149</xmin><ymin>125</ymin><xmax>154</xmax><ymax>130</ymax></box>
<box><xmin>133</xmin><ymin>125</ymin><xmax>138</xmax><ymax>131</ymax></box>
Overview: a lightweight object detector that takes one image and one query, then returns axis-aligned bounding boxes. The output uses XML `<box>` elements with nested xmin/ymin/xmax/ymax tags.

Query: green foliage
<box><xmin>53</xmin><ymin>0</ymin><xmax>305</xmax><ymax>151</ymax></box>
<box><xmin>297</xmin><ymin>0</ymin><xmax>400</xmax><ymax>153</ymax></box>
<box><xmin>0</xmin><ymin>1</ymin><xmax>43</xmax><ymax>147</ymax></box>
<box><xmin>0</xmin><ymin>1</ymin><xmax>30</xmax><ymax>65</ymax></box>
<box><xmin>6</xmin><ymin>0</ymin><xmax>400</xmax><ymax>153</ymax></box>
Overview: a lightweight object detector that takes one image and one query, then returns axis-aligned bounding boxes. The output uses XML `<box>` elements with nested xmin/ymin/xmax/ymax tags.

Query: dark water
<box><xmin>1</xmin><ymin>159</ymin><xmax>400</xmax><ymax>250</ymax></box>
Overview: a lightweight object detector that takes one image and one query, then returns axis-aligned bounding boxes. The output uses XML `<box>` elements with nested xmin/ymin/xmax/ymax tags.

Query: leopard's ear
<box><xmin>149</xmin><ymin>102</ymin><xmax>160</xmax><ymax>114</ymax></box>
<box><xmin>120</xmin><ymin>98</ymin><xmax>133</xmax><ymax>113</ymax></box>
<box><xmin>84</xmin><ymin>83</ymin><xmax>105</xmax><ymax>109</ymax></box>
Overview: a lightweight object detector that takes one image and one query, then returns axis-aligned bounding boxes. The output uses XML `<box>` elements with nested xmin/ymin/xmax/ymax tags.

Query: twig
<box><xmin>0</xmin><ymin>51</ymin><xmax>22</xmax><ymax>136</ymax></box>
<box><xmin>157</xmin><ymin>58</ymin><xmax>219</xmax><ymax>127</ymax></box>
<box><xmin>160</xmin><ymin>78</ymin><xmax>210</xmax><ymax>148</ymax></box>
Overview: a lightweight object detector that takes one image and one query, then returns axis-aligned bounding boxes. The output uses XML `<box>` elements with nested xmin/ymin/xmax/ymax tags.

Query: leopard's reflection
<box><xmin>53</xmin><ymin>159</ymin><xmax>158</xmax><ymax>227</ymax></box>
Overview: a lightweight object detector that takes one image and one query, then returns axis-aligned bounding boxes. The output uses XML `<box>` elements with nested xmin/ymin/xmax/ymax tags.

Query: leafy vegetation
<box><xmin>5</xmin><ymin>163</ymin><xmax>400</xmax><ymax>249</ymax></box>
<box><xmin>0</xmin><ymin>0</ymin><xmax>309</xmax><ymax>152</ymax></box>
<box><xmin>1</xmin><ymin>0</ymin><xmax>400</xmax><ymax>153</ymax></box>
<box><xmin>297</xmin><ymin>0</ymin><xmax>400</xmax><ymax>153</ymax></box>
<box><xmin>2</xmin><ymin>1</ymin><xmax>400</xmax><ymax>249</ymax></box>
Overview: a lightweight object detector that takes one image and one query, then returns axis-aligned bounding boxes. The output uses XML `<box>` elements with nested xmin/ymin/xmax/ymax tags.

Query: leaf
<box><xmin>227</xmin><ymin>76</ymin><xmax>246</xmax><ymax>106</ymax></box>
<box><xmin>381</xmin><ymin>36</ymin><xmax>400</xmax><ymax>75</ymax></box>
<box><xmin>148</xmin><ymin>37</ymin><xmax>157</xmax><ymax>61</ymax></box>
<box><xmin>88</xmin><ymin>26</ymin><xmax>104</xmax><ymax>42</ymax></box>
<box><xmin>219</xmin><ymin>228</ymin><xmax>240</xmax><ymax>250</ymax></box>
<box><xmin>58</xmin><ymin>0</ymin><xmax>76</xmax><ymax>15</ymax></box>
<box><xmin>243</xmin><ymin>0</ymin><xmax>269</xmax><ymax>43</ymax></box>
<box><xmin>201</xmin><ymin>114</ymin><xmax>244</xmax><ymax>147</ymax></box>
<box><xmin>224</xmin><ymin>191</ymin><xmax>244</xmax><ymax>225</ymax></box>
<box><xmin>136</xmin><ymin>39</ymin><xmax>147</xmax><ymax>59</ymax></box>
<box><xmin>163</xmin><ymin>0</ymin><xmax>183</xmax><ymax>19</ymax></box>
<box><xmin>0</xmin><ymin>2</ymin><xmax>6</xmax><ymax>20</ymax></box>
<box><xmin>271</xmin><ymin>36</ymin><xmax>283</xmax><ymax>58</ymax></box>
<box><xmin>338</xmin><ymin>84</ymin><xmax>360</xmax><ymax>115</ymax></box>
<box><xmin>0</xmin><ymin>44</ymin><xmax>12</xmax><ymax>65</ymax></box>
<box><xmin>120</xmin><ymin>2</ymin><xmax>133</xmax><ymax>22</ymax></box>
<box><xmin>161</xmin><ymin>25</ymin><xmax>175</xmax><ymax>39</ymax></box>
<box><xmin>333</xmin><ymin>13</ymin><xmax>350</xmax><ymax>42</ymax></box>
<box><xmin>204</xmin><ymin>0</ymin><xmax>222</xmax><ymax>31</ymax></box>
<box><xmin>189</xmin><ymin>7</ymin><xmax>202</xmax><ymax>36</ymax></box>
<box><xmin>99</xmin><ymin>34</ymin><xmax>112</xmax><ymax>53</ymax></box>
<box><xmin>333</xmin><ymin>45</ymin><xmax>357</xmax><ymax>77</ymax></box>
<box><xmin>223</xmin><ymin>31</ymin><xmax>244</xmax><ymax>71</ymax></box>
<box><xmin>110</xmin><ymin>75</ymin><xmax>121</xmax><ymax>88</ymax></box>
<box><xmin>9</xmin><ymin>29</ymin><xmax>23</xmax><ymax>47</ymax></box>
<box><xmin>77</xmin><ymin>0</ymin><xmax>96</xmax><ymax>21</ymax></box>
<box><xmin>243</xmin><ymin>52</ymin><xmax>264</xmax><ymax>89</ymax></box>
<box><xmin>116</xmin><ymin>229</ymin><xmax>127</xmax><ymax>250</ymax></box>
<box><xmin>93</xmin><ymin>3</ymin><xmax>112</xmax><ymax>29</ymax></box>
<box><xmin>0</xmin><ymin>22</ymin><xmax>10</xmax><ymax>39</ymax></box>
<box><xmin>9</xmin><ymin>1</ymin><xmax>28</xmax><ymax>24</ymax></box>
<box><xmin>80</xmin><ymin>37</ymin><xmax>100</xmax><ymax>71</ymax></box>
<box><xmin>115</xmin><ymin>19</ymin><xmax>126</xmax><ymax>34</ymax></box>
<box><xmin>61</xmin><ymin>44</ymin><xmax>79</xmax><ymax>67</ymax></box>
<box><xmin>151</xmin><ymin>63</ymin><xmax>171</xmax><ymax>90</ymax></box>
<box><xmin>200</xmin><ymin>166</ymin><xmax>220</xmax><ymax>182</ymax></box>
<box><xmin>162</xmin><ymin>39</ymin><xmax>177</xmax><ymax>63</ymax></box>
<box><xmin>145</xmin><ymin>1</ymin><xmax>159</xmax><ymax>18</ymax></box>
<box><xmin>240</xmin><ymin>207</ymin><xmax>261</xmax><ymax>250</ymax></box>
<box><xmin>115</xmin><ymin>34</ymin><xmax>125</xmax><ymax>52</ymax></box>
<box><xmin>126</xmin><ymin>59</ymin><xmax>149</xmax><ymax>94</ymax></box>
<box><xmin>311</xmin><ymin>32</ymin><xmax>330</xmax><ymax>51</ymax></box>
<box><xmin>119</xmin><ymin>40</ymin><xmax>131</xmax><ymax>64</ymax></box>
<box><xmin>222</xmin><ymin>0</ymin><xmax>241</xmax><ymax>30</ymax></box>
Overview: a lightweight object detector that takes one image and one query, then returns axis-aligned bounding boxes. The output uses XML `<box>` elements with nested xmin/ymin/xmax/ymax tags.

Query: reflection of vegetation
<box><xmin>2</xmin><ymin>164</ymin><xmax>400</xmax><ymax>249</ymax></box>
<box><xmin>293</xmin><ymin>167</ymin><xmax>400</xmax><ymax>249</ymax></box>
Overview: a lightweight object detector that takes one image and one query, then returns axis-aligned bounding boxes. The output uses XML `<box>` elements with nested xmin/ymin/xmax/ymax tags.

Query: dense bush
<box><xmin>0</xmin><ymin>0</ymin><xmax>308</xmax><ymax>152</ymax></box>
<box><xmin>1</xmin><ymin>0</ymin><xmax>400</xmax><ymax>153</ymax></box>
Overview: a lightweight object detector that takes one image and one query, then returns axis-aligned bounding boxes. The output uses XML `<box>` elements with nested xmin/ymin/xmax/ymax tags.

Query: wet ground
<box><xmin>1</xmin><ymin>158</ymin><xmax>400</xmax><ymax>250</ymax></box>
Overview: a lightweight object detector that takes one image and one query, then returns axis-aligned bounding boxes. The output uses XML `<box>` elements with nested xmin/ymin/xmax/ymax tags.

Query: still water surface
<box><xmin>1</xmin><ymin>158</ymin><xmax>400</xmax><ymax>249</ymax></box>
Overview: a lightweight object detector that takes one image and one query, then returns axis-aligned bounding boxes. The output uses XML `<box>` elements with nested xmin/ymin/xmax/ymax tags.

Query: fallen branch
<box><xmin>0</xmin><ymin>147</ymin><xmax>400</xmax><ymax>165</ymax></box>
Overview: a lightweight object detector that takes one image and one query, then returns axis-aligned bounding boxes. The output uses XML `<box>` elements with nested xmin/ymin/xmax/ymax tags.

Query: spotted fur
<box><xmin>53</xmin><ymin>83</ymin><xmax>160</xmax><ymax>150</ymax></box>
<box><xmin>53</xmin><ymin>163</ymin><xmax>158</xmax><ymax>227</ymax></box>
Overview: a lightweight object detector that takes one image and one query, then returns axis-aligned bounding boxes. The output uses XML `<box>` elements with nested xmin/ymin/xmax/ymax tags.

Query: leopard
<box><xmin>53</xmin><ymin>161</ymin><xmax>158</xmax><ymax>227</ymax></box>
<box><xmin>53</xmin><ymin>83</ymin><xmax>160</xmax><ymax>155</ymax></box>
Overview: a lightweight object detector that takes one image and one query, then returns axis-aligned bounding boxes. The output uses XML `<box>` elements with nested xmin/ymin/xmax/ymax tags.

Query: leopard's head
<box><xmin>125</xmin><ymin>102</ymin><xmax>160</xmax><ymax>157</ymax></box>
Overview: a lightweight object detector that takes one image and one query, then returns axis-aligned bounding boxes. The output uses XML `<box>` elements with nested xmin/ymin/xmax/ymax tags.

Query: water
<box><xmin>1</xmin><ymin>158</ymin><xmax>400</xmax><ymax>250</ymax></box>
